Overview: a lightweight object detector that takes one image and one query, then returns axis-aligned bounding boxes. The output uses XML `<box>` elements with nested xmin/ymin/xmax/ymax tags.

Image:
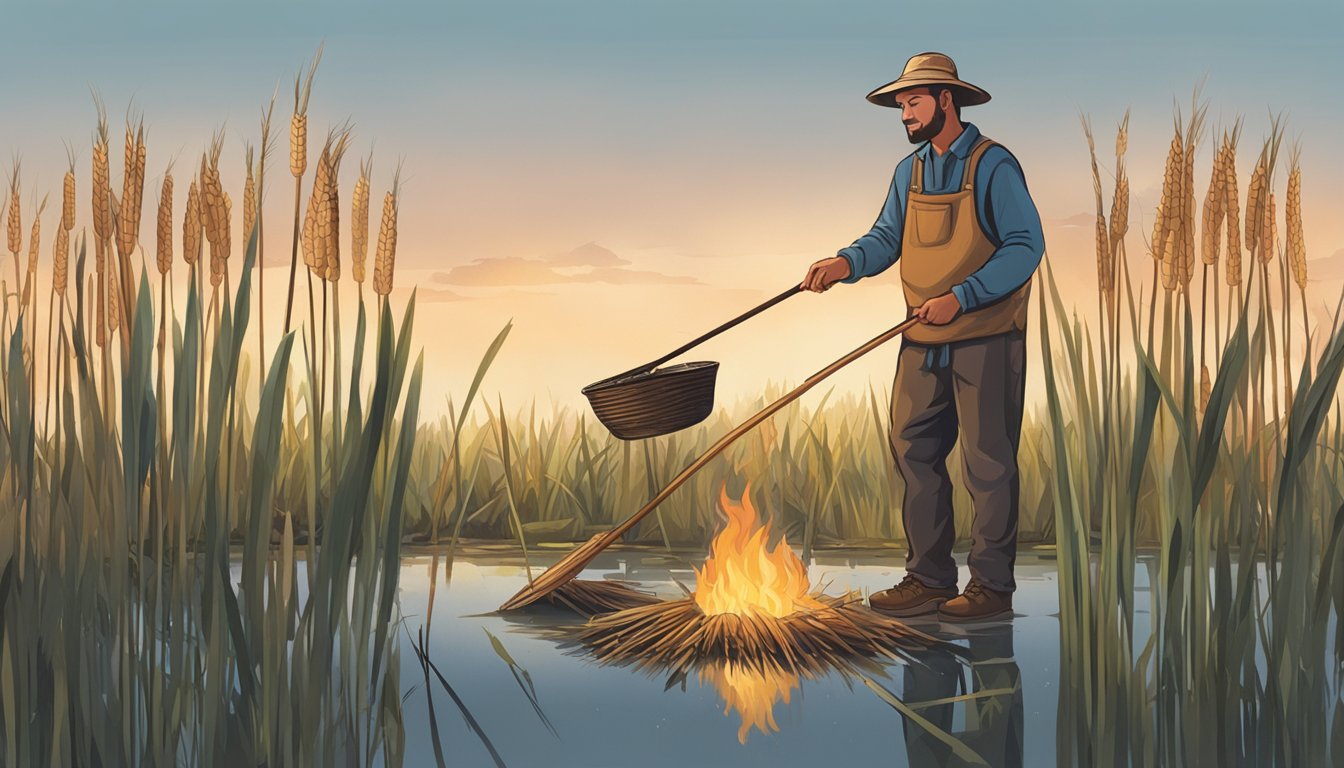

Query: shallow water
<box><xmin>407</xmin><ymin>547</ymin><xmax>1154</xmax><ymax>768</ymax></box>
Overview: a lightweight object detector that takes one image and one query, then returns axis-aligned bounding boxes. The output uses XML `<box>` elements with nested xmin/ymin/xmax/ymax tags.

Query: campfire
<box><xmin>571</xmin><ymin>482</ymin><xmax>950</xmax><ymax>675</ymax></box>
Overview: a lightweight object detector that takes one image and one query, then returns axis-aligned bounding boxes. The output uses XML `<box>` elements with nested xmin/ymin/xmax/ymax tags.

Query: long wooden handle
<box><xmin>605</xmin><ymin>315</ymin><xmax>922</xmax><ymax>542</ymax></box>
<box><xmin>603</xmin><ymin>284</ymin><xmax>804</xmax><ymax>383</ymax></box>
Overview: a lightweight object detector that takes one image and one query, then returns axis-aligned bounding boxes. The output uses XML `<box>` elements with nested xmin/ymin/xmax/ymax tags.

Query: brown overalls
<box><xmin>890</xmin><ymin>135</ymin><xmax>1030</xmax><ymax>594</ymax></box>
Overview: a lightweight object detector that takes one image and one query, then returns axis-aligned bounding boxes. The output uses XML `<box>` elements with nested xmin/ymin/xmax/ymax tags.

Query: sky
<box><xmin>2</xmin><ymin>0</ymin><xmax>1342</xmax><ymax>418</ymax></box>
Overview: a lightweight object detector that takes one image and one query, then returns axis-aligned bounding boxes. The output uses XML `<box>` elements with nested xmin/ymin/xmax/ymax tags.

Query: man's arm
<box><xmin>836</xmin><ymin>157</ymin><xmax>912</xmax><ymax>284</ymax></box>
<box><xmin>949</xmin><ymin>150</ymin><xmax>1045</xmax><ymax>311</ymax></box>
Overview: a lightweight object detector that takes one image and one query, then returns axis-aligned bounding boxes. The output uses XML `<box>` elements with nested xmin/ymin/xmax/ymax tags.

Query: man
<box><xmin>801</xmin><ymin>52</ymin><xmax>1044</xmax><ymax>622</ymax></box>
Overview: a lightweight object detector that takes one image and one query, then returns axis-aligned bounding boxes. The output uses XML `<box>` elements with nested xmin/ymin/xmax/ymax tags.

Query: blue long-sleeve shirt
<box><xmin>837</xmin><ymin>122</ymin><xmax>1045</xmax><ymax>314</ymax></box>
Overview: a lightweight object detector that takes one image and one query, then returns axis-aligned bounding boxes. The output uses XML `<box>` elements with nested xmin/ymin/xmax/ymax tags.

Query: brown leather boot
<box><xmin>869</xmin><ymin>574</ymin><xmax>958</xmax><ymax>617</ymax></box>
<box><xmin>938</xmin><ymin>578</ymin><xmax>1013</xmax><ymax>622</ymax></box>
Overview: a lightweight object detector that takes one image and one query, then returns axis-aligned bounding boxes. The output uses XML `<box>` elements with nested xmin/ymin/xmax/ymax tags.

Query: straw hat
<box><xmin>865</xmin><ymin>52</ymin><xmax>991</xmax><ymax>108</ymax></box>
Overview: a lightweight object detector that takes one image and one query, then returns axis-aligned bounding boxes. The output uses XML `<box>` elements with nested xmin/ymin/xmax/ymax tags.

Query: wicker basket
<box><xmin>581</xmin><ymin>361</ymin><xmax>719</xmax><ymax>440</ymax></box>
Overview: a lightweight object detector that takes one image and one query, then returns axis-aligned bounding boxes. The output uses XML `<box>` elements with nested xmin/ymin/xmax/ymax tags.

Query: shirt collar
<box><xmin>918</xmin><ymin>122</ymin><xmax>980</xmax><ymax>162</ymax></box>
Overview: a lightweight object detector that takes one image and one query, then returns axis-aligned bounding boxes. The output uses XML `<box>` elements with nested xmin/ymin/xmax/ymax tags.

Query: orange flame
<box><xmin>693</xmin><ymin>482</ymin><xmax>825</xmax><ymax>618</ymax></box>
<box><xmin>698</xmin><ymin>661</ymin><xmax>800</xmax><ymax>744</ymax></box>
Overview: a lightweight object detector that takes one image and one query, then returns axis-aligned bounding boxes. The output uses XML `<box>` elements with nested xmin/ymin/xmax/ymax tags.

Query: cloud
<box><xmin>414</xmin><ymin>286</ymin><xmax>470</xmax><ymax>302</ymax></box>
<box><xmin>546</xmin><ymin>241</ymin><xmax>629</xmax><ymax>268</ymax></box>
<box><xmin>435</xmin><ymin>257</ymin><xmax>568</xmax><ymax>285</ymax></box>
<box><xmin>435</xmin><ymin>241</ymin><xmax>701</xmax><ymax>287</ymax></box>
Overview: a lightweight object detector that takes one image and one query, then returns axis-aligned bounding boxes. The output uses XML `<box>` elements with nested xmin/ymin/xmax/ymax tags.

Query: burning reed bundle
<box><xmin>574</xmin><ymin>593</ymin><xmax>949</xmax><ymax>676</ymax></box>
<box><xmin>542</xmin><ymin>484</ymin><xmax>955</xmax><ymax>675</ymax></box>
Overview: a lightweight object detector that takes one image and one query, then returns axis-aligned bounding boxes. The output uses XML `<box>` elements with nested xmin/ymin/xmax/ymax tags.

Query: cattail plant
<box><xmin>1107</xmin><ymin>111</ymin><xmax>1130</xmax><ymax>405</ymax></box>
<box><xmin>300</xmin><ymin>128</ymin><xmax>351</xmax><ymax>474</ymax></box>
<box><xmin>352</xmin><ymin>152</ymin><xmax>372</xmax><ymax>302</ymax></box>
<box><xmin>7</xmin><ymin>165</ymin><xmax>21</xmax><ymax>300</ymax></box>
<box><xmin>156</xmin><ymin>164</ymin><xmax>173</xmax><ymax>414</ymax></box>
<box><xmin>1148</xmin><ymin>124</ymin><xmax>1181</xmax><ymax>352</ymax></box>
<box><xmin>284</xmin><ymin>43</ymin><xmax>323</xmax><ymax>335</ymax></box>
<box><xmin>256</xmin><ymin>91</ymin><xmax>278</xmax><ymax>395</ymax></box>
<box><xmin>1285</xmin><ymin>146</ymin><xmax>1308</xmax><ymax>342</ymax></box>
<box><xmin>1198</xmin><ymin>135</ymin><xmax>1227</xmax><ymax>411</ymax></box>
<box><xmin>91</xmin><ymin>99</ymin><xmax>113</xmax><ymax>410</ymax></box>
<box><xmin>1222</xmin><ymin>128</ymin><xmax>1243</xmax><ymax>343</ymax></box>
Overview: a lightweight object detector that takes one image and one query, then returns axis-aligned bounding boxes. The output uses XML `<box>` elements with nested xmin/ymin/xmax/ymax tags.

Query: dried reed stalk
<box><xmin>574</xmin><ymin>593</ymin><xmax>953</xmax><ymax>676</ymax></box>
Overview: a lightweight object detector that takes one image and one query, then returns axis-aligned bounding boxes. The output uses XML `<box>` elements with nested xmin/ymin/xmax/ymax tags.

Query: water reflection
<box><xmin>899</xmin><ymin>622</ymin><xmax>1024</xmax><ymax>767</ymax></box>
<box><xmin>697</xmin><ymin>661</ymin><xmax>802</xmax><ymax>744</ymax></box>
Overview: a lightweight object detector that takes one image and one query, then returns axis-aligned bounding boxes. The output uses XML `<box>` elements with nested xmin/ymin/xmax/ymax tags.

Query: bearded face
<box><xmin>896</xmin><ymin>88</ymin><xmax>950</xmax><ymax>144</ymax></box>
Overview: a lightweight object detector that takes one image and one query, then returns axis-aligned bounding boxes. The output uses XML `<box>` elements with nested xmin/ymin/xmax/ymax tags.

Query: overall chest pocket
<box><xmin>910</xmin><ymin>201</ymin><xmax>955</xmax><ymax>247</ymax></box>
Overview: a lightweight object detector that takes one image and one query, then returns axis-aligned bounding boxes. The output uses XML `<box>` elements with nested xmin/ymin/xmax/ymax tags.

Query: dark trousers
<box><xmin>888</xmin><ymin>327</ymin><xmax>1026</xmax><ymax>593</ymax></box>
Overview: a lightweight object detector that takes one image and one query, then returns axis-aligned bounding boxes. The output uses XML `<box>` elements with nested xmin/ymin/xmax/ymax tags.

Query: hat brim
<box><xmin>865</xmin><ymin>78</ymin><xmax>991</xmax><ymax>108</ymax></box>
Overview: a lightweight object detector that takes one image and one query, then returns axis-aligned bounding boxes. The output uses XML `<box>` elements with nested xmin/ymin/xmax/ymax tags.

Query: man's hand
<box><xmin>802</xmin><ymin>256</ymin><xmax>852</xmax><ymax>292</ymax></box>
<box><xmin>914</xmin><ymin>292</ymin><xmax>963</xmax><ymax>325</ymax></box>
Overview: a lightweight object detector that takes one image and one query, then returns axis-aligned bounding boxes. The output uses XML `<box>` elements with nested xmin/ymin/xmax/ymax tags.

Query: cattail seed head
<box><xmin>302</xmin><ymin>144</ymin><xmax>331</xmax><ymax>275</ymax></box>
<box><xmin>1245</xmin><ymin>156</ymin><xmax>1267</xmax><ymax>255</ymax></box>
<box><xmin>1095</xmin><ymin>214</ymin><xmax>1111</xmax><ymax>295</ymax></box>
<box><xmin>1108</xmin><ymin>172</ymin><xmax>1128</xmax><ymax>253</ymax></box>
<box><xmin>202</xmin><ymin>153</ymin><xmax>226</xmax><ymax>248</ymax></box>
<box><xmin>318</xmin><ymin>157</ymin><xmax>340</xmax><ymax>282</ymax></box>
<box><xmin>352</xmin><ymin>163</ymin><xmax>370</xmax><ymax>283</ymax></box>
<box><xmin>93</xmin><ymin>137</ymin><xmax>112</xmax><ymax>243</ymax></box>
<box><xmin>107</xmin><ymin>247</ymin><xmax>120</xmax><ymax>335</ymax></box>
<box><xmin>7</xmin><ymin>186</ymin><xmax>20</xmax><ymax>256</ymax></box>
<box><xmin>221</xmin><ymin>191</ymin><xmax>232</xmax><ymax>265</ymax></box>
<box><xmin>22</xmin><ymin>213</ymin><xmax>40</xmax><ymax>305</ymax></box>
<box><xmin>53</xmin><ymin>225</ymin><xmax>68</xmax><ymax>297</ymax></box>
<box><xmin>1223</xmin><ymin>139</ymin><xmax>1242</xmax><ymax>286</ymax></box>
<box><xmin>62</xmin><ymin>169</ymin><xmax>76</xmax><ymax>231</ymax></box>
<box><xmin>118</xmin><ymin>123</ymin><xmax>147</xmax><ymax>259</ymax></box>
<box><xmin>184</xmin><ymin>179</ymin><xmax>202</xmax><ymax>266</ymax></box>
<box><xmin>1177</xmin><ymin>129</ymin><xmax>1196</xmax><ymax>291</ymax></box>
<box><xmin>243</xmin><ymin>157</ymin><xmax>257</xmax><ymax>246</ymax></box>
<box><xmin>373</xmin><ymin>189</ymin><xmax>398</xmax><ymax>296</ymax></box>
<box><xmin>290</xmin><ymin>113</ymin><xmax>307</xmax><ymax>178</ymax></box>
<box><xmin>1259</xmin><ymin>192</ymin><xmax>1276</xmax><ymax>266</ymax></box>
<box><xmin>1201</xmin><ymin>146</ymin><xmax>1225</xmax><ymax>266</ymax></box>
<box><xmin>157</xmin><ymin>172</ymin><xmax>173</xmax><ymax>275</ymax></box>
<box><xmin>1286</xmin><ymin>160</ymin><xmax>1307</xmax><ymax>290</ymax></box>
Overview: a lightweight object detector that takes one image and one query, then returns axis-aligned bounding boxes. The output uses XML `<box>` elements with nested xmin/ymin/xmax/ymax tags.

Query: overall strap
<box><xmin>910</xmin><ymin>152</ymin><xmax>925</xmax><ymax>194</ymax></box>
<box><xmin>961</xmin><ymin>136</ymin><xmax>998</xmax><ymax>191</ymax></box>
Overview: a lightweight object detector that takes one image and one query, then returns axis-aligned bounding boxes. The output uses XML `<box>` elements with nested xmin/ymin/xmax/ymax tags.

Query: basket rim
<box><xmin>581</xmin><ymin>360</ymin><xmax>719</xmax><ymax>396</ymax></box>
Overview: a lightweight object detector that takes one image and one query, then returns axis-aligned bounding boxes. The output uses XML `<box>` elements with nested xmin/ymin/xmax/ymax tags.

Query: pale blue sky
<box><xmin>4</xmin><ymin>1</ymin><xmax>1340</xmax><ymax>408</ymax></box>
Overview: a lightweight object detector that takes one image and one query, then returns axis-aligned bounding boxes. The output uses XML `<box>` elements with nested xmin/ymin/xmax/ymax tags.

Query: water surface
<box><xmin>407</xmin><ymin>547</ymin><xmax>1146</xmax><ymax>768</ymax></box>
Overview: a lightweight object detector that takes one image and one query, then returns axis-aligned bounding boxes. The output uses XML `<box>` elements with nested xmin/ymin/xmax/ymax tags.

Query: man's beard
<box><xmin>905</xmin><ymin>107</ymin><xmax>946</xmax><ymax>144</ymax></box>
